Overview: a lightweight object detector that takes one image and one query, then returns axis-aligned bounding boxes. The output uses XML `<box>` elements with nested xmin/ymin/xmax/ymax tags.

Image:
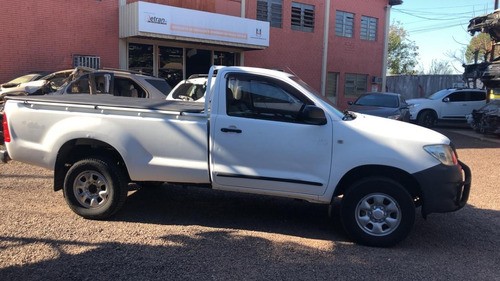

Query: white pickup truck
<box><xmin>1</xmin><ymin>66</ymin><xmax>471</xmax><ymax>247</ymax></box>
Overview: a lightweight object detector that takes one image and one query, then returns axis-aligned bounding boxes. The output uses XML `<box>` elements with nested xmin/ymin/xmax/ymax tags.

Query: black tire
<box><xmin>417</xmin><ymin>110</ymin><xmax>437</xmax><ymax>127</ymax></box>
<box><xmin>340</xmin><ymin>177</ymin><xmax>415</xmax><ymax>247</ymax></box>
<box><xmin>63</xmin><ymin>157</ymin><xmax>128</xmax><ymax>220</ymax></box>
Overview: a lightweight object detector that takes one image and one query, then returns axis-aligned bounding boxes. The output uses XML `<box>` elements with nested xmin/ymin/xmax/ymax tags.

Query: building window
<box><xmin>73</xmin><ymin>55</ymin><xmax>100</xmax><ymax>69</ymax></box>
<box><xmin>345</xmin><ymin>73</ymin><xmax>367</xmax><ymax>97</ymax></box>
<box><xmin>335</xmin><ymin>11</ymin><xmax>354</xmax><ymax>38</ymax></box>
<box><xmin>361</xmin><ymin>16</ymin><xmax>377</xmax><ymax>41</ymax></box>
<box><xmin>159</xmin><ymin>46</ymin><xmax>183</xmax><ymax>88</ymax></box>
<box><xmin>257</xmin><ymin>0</ymin><xmax>282</xmax><ymax>28</ymax></box>
<box><xmin>291</xmin><ymin>2</ymin><xmax>314</xmax><ymax>32</ymax></box>
<box><xmin>128</xmin><ymin>43</ymin><xmax>153</xmax><ymax>76</ymax></box>
<box><xmin>326</xmin><ymin>72</ymin><xmax>339</xmax><ymax>103</ymax></box>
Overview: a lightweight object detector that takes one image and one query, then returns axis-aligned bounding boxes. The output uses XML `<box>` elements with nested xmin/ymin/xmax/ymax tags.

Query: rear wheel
<box><xmin>63</xmin><ymin>157</ymin><xmax>128</xmax><ymax>220</ymax></box>
<box><xmin>417</xmin><ymin>110</ymin><xmax>437</xmax><ymax>127</ymax></box>
<box><xmin>340</xmin><ymin>177</ymin><xmax>415</xmax><ymax>247</ymax></box>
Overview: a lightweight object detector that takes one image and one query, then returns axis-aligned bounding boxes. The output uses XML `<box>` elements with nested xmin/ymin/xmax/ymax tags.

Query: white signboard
<box><xmin>137</xmin><ymin>1</ymin><xmax>269</xmax><ymax>47</ymax></box>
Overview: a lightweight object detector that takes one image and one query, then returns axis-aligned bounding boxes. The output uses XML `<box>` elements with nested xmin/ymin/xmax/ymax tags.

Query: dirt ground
<box><xmin>0</xmin><ymin>128</ymin><xmax>499</xmax><ymax>281</ymax></box>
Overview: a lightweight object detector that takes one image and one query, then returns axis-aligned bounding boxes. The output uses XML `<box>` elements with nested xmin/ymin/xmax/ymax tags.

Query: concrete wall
<box><xmin>386</xmin><ymin>74</ymin><xmax>468</xmax><ymax>100</ymax></box>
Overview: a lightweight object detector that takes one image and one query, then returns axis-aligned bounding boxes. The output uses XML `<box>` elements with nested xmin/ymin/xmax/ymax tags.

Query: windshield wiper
<box><xmin>342</xmin><ymin>110</ymin><xmax>357</xmax><ymax>120</ymax></box>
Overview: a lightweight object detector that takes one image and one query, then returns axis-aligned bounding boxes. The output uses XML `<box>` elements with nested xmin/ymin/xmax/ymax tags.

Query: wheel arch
<box><xmin>417</xmin><ymin>108</ymin><xmax>438</xmax><ymax>119</ymax></box>
<box><xmin>333</xmin><ymin>165</ymin><xmax>422</xmax><ymax>205</ymax></box>
<box><xmin>53</xmin><ymin>138</ymin><xmax>130</xmax><ymax>191</ymax></box>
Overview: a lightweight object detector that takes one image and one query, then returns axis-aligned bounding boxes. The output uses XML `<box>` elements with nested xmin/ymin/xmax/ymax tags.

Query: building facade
<box><xmin>1</xmin><ymin>0</ymin><xmax>399</xmax><ymax>108</ymax></box>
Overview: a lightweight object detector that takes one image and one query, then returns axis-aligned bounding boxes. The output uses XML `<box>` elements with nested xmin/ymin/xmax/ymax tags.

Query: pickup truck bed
<box><xmin>6</xmin><ymin>94</ymin><xmax>205</xmax><ymax>113</ymax></box>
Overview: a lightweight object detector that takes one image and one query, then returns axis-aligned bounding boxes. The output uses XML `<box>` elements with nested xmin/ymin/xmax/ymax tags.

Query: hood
<box><xmin>0</xmin><ymin>80</ymin><xmax>47</xmax><ymax>97</ymax></box>
<box><xmin>349</xmin><ymin>113</ymin><xmax>449</xmax><ymax>145</ymax></box>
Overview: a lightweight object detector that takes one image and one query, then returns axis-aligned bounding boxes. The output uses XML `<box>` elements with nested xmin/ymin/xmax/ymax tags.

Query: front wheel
<box><xmin>417</xmin><ymin>110</ymin><xmax>437</xmax><ymax>127</ymax></box>
<box><xmin>340</xmin><ymin>177</ymin><xmax>415</xmax><ymax>247</ymax></box>
<box><xmin>63</xmin><ymin>157</ymin><xmax>128</xmax><ymax>220</ymax></box>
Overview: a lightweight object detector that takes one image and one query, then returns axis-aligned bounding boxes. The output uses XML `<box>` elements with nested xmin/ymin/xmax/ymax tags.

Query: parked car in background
<box><xmin>0</xmin><ymin>69</ymin><xmax>76</xmax><ymax>101</ymax></box>
<box><xmin>0</xmin><ymin>72</ymin><xmax>48</xmax><ymax>92</ymax></box>
<box><xmin>1</xmin><ymin>67</ymin><xmax>172</xmax><ymax>143</ymax></box>
<box><xmin>347</xmin><ymin>92</ymin><xmax>410</xmax><ymax>121</ymax></box>
<box><xmin>466</xmin><ymin>100</ymin><xmax>500</xmax><ymax>135</ymax></box>
<box><xmin>1</xmin><ymin>69</ymin><xmax>76</xmax><ymax>143</ymax></box>
<box><xmin>52</xmin><ymin>68</ymin><xmax>172</xmax><ymax>99</ymax></box>
<box><xmin>166</xmin><ymin>74</ymin><xmax>208</xmax><ymax>102</ymax></box>
<box><xmin>407</xmin><ymin>88</ymin><xmax>487</xmax><ymax>127</ymax></box>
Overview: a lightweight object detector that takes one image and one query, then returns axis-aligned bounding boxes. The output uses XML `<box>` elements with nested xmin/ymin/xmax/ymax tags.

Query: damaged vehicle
<box><xmin>0</xmin><ymin>69</ymin><xmax>76</xmax><ymax>142</ymax></box>
<box><xmin>52</xmin><ymin>68</ymin><xmax>171</xmax><ymax>99</ymax></box>
<box><xmin>1</xmin><ymin>67</ymin><xmax>172</xmax><ymax>142</ymax></box>
<box><xmin>0</xmin><ymin>72</ymin><xmax>48</xmax><ymax>92</ymax></box>
<box><xmin>0</xmin><ymin>68</ymin><xmax>83</xmax><ymax>100</ymax></box>
<box><xmin>468</xmin><ymin>9</ymin><xmax>500</xmax><ymax>41</ymax></box>
<box><xmin>467</xmin><ymin>100</ymin><xmax>500</xmax><ymax>135</ymax></box>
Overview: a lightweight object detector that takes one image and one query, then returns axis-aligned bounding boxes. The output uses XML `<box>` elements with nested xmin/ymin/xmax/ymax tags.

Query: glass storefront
<box><xmin>128</xmin><ymin>43</ymin><xmax>153</xmax><ymax>76</ymax></box>
<box><xmin>128</xmin><ymin>42</ymin><xmax>239</xmax><ymax>88</ymax></box>
<box><xmin>159</xmin><ymin>46</ymin><xmax>183</xmax><ymax>88</ymax></box>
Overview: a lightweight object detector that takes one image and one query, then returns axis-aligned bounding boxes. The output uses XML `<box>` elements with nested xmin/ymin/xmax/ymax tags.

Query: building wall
<box><xmin>329</xmin><ymin>0</ymin><xmax>388</xmax><ymax>108</ymax></box>
<box><xmin>1</xmin><ymin>0</ymin><xmax>389</xmax><ymax>110</ymax></box>
<box><xmin>0</xmin><ymin>0</ymin><xmax>119</xmax><ymax>82</ymax></box>
<box><xmin>244</xmin><ymin>0</ymin><xmax>325</xmax><ymax>94</ymax></box>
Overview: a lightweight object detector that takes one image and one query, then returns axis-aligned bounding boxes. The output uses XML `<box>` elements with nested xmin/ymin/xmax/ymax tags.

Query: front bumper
<box><xmin>414</xmin><ymin>160</ymin><xmax>471</xmax><ymax>217</ymax></box>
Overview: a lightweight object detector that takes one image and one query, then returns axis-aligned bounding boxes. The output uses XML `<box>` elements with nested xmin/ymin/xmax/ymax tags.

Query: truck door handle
<box><xmin>221</xmin><ymin>128</ymin><xmax>242</xmax><ymax>133</ymax></box>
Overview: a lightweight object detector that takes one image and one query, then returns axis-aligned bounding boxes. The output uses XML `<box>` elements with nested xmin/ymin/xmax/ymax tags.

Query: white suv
<box><xmin>407</xmin><ymin>88</ymin><xmax>486</xmax><ymax>127</ymax></box>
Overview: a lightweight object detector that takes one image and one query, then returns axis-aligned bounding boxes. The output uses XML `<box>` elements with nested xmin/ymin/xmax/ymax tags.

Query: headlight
<box><xmin>409</xmin><ymin>103</ymin><xmax>419</xmax><ymax>108</ymax></box>
<box><xmin>423</xmin><ymin>144</ymin><xmax>458</xmax><ymax>166</ymax></box>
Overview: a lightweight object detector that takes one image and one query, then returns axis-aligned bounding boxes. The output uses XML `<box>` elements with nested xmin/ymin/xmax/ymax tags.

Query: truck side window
<box><xmin>226</xmin><ymin>74</ymin><xmax>307</xmax><ymax>123</ymax></box>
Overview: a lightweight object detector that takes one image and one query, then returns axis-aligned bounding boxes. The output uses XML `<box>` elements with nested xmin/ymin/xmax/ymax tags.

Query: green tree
<box><xmin>388</xmin><ymin>22</ymin><xmax>419</xmax><ymax>75</ymax></box>
<box><xmin>465</xmin><ymin>33</ymin><xmax>500</xmax><ymax>63</ymax></box>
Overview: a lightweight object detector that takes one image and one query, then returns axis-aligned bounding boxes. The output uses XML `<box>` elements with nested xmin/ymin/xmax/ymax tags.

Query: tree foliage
<box><xmin>427</xmin><ymin>59</ymin><xmax>453</xmax><ymax>75</ymax></box>
<box><xmin>465</xmin><ymin>33</ymin><xmax>500</xmax><ymax>63</ymax></box>
<box><xmin>387</xmin><ymin>23</ymin><xmax>419</xmax><ymax>75</ymax></box>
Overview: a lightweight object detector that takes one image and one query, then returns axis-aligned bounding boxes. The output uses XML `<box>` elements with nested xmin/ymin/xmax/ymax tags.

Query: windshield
<box><xmin>355</xmin><ymin>94</ymin><xmax>399</xmax><ymax>108</ymax></box>
<box><xmin>170</xmin><ymin>82</ymin><xmax>206</xmax><ymax>100</ymax></box>
<box><xmin>5</xmin><ymin>74</ymin><xmax>40</xmax><ymax>85</ymax></box>
<box><xmin>146</xmin><ymin>79</ymin><xmax>171</xmax><ymax>95</ymax></box>
<box><xmin>427</xmin><ymin>89</ymin><xmax>450</xmax><ymax>100</ymax></box>
<box><xmin>289</xmin><ymin>76</ymin><xmax>344</xmax><ymax>118</ymax></box>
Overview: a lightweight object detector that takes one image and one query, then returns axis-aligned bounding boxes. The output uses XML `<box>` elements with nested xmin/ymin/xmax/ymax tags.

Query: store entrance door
<box><xmin>186</xmin><ymin>49</ymin><xmax>211</xmax><ymax>77</ymax></box>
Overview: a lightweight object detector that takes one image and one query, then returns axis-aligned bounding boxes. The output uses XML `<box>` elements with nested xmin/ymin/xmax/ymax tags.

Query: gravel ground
<box><xmin>0</xmin><ymin>128</ymin><xmax>499</xmax><ymax>281</ymax></box>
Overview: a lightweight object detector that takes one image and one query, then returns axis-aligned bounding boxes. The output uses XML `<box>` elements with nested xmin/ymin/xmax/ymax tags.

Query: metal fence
<box><xmin>386</xmin><ymin>74</ymin><xmax>482</xmax><ymax>99</ymax></box>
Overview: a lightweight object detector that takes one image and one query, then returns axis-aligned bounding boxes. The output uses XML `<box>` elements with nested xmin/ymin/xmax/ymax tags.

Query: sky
<box><xmin>390</xmin><ymin>0</ymin><xmax>496</xmax><ymax>74</ymax></box>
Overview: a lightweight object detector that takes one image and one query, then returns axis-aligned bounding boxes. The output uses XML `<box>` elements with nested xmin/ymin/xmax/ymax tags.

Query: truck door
<box><xmin>210</xmin><ymin>73</ymin><xmax>333</xmax><ymax>196</ymax></box>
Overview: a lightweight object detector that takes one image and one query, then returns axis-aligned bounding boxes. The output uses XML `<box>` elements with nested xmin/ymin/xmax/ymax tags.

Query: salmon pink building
<box><xmin>1</xmin><ymin>0</ymin><xmax>402</xmax><ymax>108</ymax></box>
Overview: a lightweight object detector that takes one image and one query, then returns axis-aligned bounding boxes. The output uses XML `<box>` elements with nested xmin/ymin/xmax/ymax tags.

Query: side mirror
<box><xmin>443</xmin><ymin>97</ymin><xmax>450</xmax><ymax>102</ymax></box>
<box><xmin>300</xmin><ymin>105</ymin><xmax>327</xmax><ymax>125</ymax></box>
<box><xmin>348</xmin><ymin>101</ymin><xmax>354</xmax><ymax>105</ymax></box>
